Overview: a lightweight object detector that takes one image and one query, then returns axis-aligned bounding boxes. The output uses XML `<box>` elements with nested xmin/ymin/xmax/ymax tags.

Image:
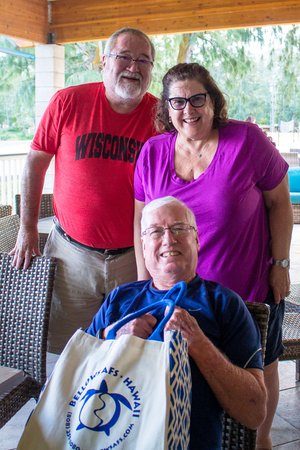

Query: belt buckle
<box><xmin>104</xmin><ymin>248</ymin><xmax>118</xmax><ymax>256</ymax></box>
<box><xmin>63</xmin><ymin>232</ymin><xmax>71</xmax><ymax>243</ymax></box>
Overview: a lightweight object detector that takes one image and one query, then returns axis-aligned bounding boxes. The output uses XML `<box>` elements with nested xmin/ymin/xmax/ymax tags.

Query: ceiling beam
<box><xmin>0</xmin><ymin>0</ymin><xmax>48</xmax><ymax>44</ymax></box>
<box><xmin>49</xmin><ymin>0</ymin><xmax>300</xmax><ymax>43</ymax></box>
<box><xmin>1</xmin><ymin>0</ymin><xmax>300</xmax><ymax>45</ymax></box>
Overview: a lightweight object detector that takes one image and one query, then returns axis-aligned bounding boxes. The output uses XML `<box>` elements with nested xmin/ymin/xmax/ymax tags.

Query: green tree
<box><xmin>1</xmin><ymin>25</ymin><xmax>300</xmax><ymax>139</ymax></box>
<box><xmin>64</xmin><ymin>41</ymin><xmax>102</xmax><ymax>86</ymax></box>
<box><xmin>271</xmin><ymin>26</ymin><xmax>300</xmax><ymax>124</ymax></box>
<box><xmin>0</xmin><ymin>37</ymin><xmax>35</xmax><ymax>138</ymax></box>
<box><xmin>149</xmin><ymin>34</ymin><xmax>183</xmax><ymax>96</ymax></box>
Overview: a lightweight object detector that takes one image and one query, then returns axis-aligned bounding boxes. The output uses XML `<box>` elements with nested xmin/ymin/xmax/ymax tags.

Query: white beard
<box><xmin>115</xmin><ymin>77</ymin><xmax>142</xmax><ymax>100</ymax></box>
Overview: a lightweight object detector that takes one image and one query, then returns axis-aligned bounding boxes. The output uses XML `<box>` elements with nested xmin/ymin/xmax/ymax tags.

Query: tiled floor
<box><xmin>1</xmin><ymin>225</ymin><xmax>300</xmax><ymax>449</ymax></box>
<box><xmin>273</xmin><ymin>361</ymin><xmax>300</xmax><ymax>449</ymax></box>
<box><xmin>0</xmin><ymin>352</ymin><xmax>59</xmax><ymax>450</ymax></box>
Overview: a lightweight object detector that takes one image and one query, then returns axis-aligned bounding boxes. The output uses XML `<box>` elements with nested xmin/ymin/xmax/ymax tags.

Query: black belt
<box><xmin>55</xmin><ymin>222</ymin><xmax>133</xmax><ymax>256</ymax></box>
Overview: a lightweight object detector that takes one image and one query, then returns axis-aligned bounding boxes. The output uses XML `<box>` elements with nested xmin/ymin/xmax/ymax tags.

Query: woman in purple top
<box><xmin>134</xmin><ymin>63</ymin><xmax>293</xmax><ymax>449</ymax></box>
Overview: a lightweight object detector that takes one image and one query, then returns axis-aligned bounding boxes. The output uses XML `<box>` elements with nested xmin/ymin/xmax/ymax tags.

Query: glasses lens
<box><xmin>171</xmin><ymin>225</ymin><xmax>191</xmax><ymax>235</ymax></box>
<box><xmin>190</xmin><ymin>94</ymin><xmax>206</xmax><ymax>108</ymax></box>
<box><xmin>137</xmin><ymin>59</ymin><xmax>153</xmax><ymax>66</ymax></box>
<box><xmin>169</xmin><ymin>98</ymin><xmax>186</xmax><ymax>110</ymax></box>
<box><xmin>148</xmin><ymin>227</ymin><xmax>164</xmax><ymax>239</ymax></box>
<box><xmin>116</xmin><ymin>55</ymin><xmax>132</xmax><ymax>64</ymax></box>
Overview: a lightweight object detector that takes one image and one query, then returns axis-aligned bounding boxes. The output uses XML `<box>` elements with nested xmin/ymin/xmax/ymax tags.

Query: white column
<box><xmin>35</xmin><ymin>44</ymin><xmax>64</xmax><ymax>193</ymax></box>
<box><xmin>35</xmin><ymin>44</ymin><xmax>65</xmax><ymax>127</ymax></box>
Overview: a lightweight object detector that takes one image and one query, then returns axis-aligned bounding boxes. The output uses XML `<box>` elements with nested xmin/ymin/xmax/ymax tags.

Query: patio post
<box><xmin>35</xmin><ymin>44</ymin><xmax>65</xmax><ymax>128</ymax></box>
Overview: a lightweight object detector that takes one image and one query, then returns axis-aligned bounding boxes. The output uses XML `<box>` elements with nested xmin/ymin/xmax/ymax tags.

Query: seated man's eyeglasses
<box><xmin>106</xmin><ymin>53</ymin><xmax>154</xmax><ymax>67</ymax></box>
<box><xmin>141</xmin><ymin>224</ymin><xmax>196</xmax><ymax>240</ymax></box>
<box><xmin>168</xmin><ymin>93</ymin><xmax>207</xmax><ymax>110</ymax></box>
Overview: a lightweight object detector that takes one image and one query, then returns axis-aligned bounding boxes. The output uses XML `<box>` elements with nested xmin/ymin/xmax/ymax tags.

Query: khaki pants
<box><xmin>44</xmin><ymin>225</ymin><xmax>137</xmax><ymax>354</ymax></box>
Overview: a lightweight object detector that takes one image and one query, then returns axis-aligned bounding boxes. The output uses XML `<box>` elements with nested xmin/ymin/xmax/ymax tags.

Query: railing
<box><xmin>0</xmin><ymin>134</ymin><xmax>300</xmax><ymax>210</ymax></box>
<box><xmin>0</xmin><ymin>153</ymin><xmax>27</xmax><ymax>208</ymax></box>
<box><xmin>0</xmin><ymin>141</ymin><xmax>54</xmax><ymax>209</ymax></box>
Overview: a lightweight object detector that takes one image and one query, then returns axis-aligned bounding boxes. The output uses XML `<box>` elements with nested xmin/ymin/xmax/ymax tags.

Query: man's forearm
<box><xmin>10</xmin><ymin>150</ymin><xmax>54</xmax><ymax>268</ymax></box>
<box><xmin>189</xmin><ymin>337</ymin><xmax>266</xmax><ymax>429</ymax></box>
<box><xmin>20</xmin><ymin>150</ymin><xmax>52</xmax><ymax>228</ymax></box>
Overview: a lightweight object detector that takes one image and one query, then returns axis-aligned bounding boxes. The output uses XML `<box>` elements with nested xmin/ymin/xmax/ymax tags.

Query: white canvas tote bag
<box><xmin>17</xmin><ymin>284</ymin><xmax>192</xmax><ymax>450</ymax></box>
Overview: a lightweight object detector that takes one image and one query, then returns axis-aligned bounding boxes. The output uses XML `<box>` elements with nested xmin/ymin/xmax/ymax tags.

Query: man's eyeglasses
<box><xmin>168</xmin><ymin>93</ymin><xmax>207</xmax><ymax>110</ymax></box>
<box><xmin>141</xmin><ymin>224</ymin><xmax>197</xmax><ymax>240</ymax></box>
<box><xmin>106</xmin><ymin>53</ymin><xmax>154</xmax><ymax>67</ymax></box>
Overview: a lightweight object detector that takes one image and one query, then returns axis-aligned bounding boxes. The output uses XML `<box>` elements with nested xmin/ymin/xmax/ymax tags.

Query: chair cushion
<box><xmin>290</xmin><ymin>193</ymin><xmax>300</xmax><ymax>204</ymax></box>
<box><xmin>288</xmin><ymin>167</ymin><xmax>300</xmax><ymax>192</ymax></box>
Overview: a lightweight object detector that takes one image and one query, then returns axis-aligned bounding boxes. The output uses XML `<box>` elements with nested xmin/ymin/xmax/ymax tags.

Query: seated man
<box><xmin>86</xmin><ymin>196</ymin><xmax>267</xmax><ymax>449</ymax></box>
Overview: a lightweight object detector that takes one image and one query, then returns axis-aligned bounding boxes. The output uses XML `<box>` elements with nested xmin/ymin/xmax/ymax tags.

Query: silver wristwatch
<box><xmin>272</xmin><ymin>258</ymin><xmax>290</xmax><ymax>269</ymax></box>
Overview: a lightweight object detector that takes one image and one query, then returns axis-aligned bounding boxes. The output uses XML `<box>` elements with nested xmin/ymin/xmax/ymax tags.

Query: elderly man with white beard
<box><xmin>11</xmin><ymin>28</ymin><xmax>158</xmax><ymax>354</ymax></box>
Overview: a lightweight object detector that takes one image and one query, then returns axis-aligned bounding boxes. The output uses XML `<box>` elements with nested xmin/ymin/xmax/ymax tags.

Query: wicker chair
<box><xmin>0</xmin><ymin>205</ymin><xmax>12</xmax><ymax>218</ymax></box>
<box><xmin>0</xmin><ymin>253</ymin><xmax>56</xmax><ymax>428</ymax></box>
<box><xmin>222</xmin><ymin>302</ymin><xmax>270</xmax><ymax>450</ymax></box>
<box><xmin>15</xmin><ymin>193</ymin><xmax>54</xmax><ymax>219</ymax></box>
<box><xmin>281</xmin><ymin>152</ymin><xmax>300</xmax><ymax>167</ymax></box>
<box><xmin>0</xmin><ymin>215</ymin><xmax>20</xmax><ymax>253</ymax></box>
<box><xmin>292</xmin><ymin>204</ymin><xmax>300</xmax><ymax>224</ymax></box>
<box><xmin>279</xmin><ymin>283</ymin><xmax>300</xmax><ymax>381</ymax></box>
<box><xmin>287</xmin><ymin>168</ymin><xmax>300</xmax><ymax>224</ymax></box>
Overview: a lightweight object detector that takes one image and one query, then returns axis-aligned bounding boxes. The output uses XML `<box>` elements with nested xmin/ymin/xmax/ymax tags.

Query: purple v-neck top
<box><xmin>134</xmin><ymin>120</ymin><xmax>288</xmax><ymax>301</ymax></box>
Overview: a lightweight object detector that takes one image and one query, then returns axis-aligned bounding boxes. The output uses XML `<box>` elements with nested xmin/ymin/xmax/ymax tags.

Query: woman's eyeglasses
<box><xmin>168</xmin><ymin>93</ymin><xmax>207</xmax><ymax>110</ymax></box>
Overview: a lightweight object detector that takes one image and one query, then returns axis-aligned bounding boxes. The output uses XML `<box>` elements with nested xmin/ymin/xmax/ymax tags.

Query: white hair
<box><xmin>104</xmin><ymin>27</ymin><xmax>155</xmax><ymax>61</ymax></box>
<box><xmin>141</xmin><ymin>196</ymin><xmax>197</xmax><ymax>232</ymax></box>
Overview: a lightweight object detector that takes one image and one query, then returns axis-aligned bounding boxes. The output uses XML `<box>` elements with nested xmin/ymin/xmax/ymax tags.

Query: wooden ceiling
<box><xmin>1</xmin><ymin>0</ymin><xmax>300</xmax><ymax>46</ymax></box>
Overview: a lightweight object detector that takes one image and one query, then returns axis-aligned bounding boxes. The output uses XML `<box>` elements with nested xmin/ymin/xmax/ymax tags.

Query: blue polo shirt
<box><xmin>86</xmin><ymin>276</ymin><xmax>262</xmax><ymax>450</ymax></box>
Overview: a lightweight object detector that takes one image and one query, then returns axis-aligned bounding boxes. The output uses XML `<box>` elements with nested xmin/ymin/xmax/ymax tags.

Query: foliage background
<box><xmin>1</xmin><ymin>25</ymin><xmax>300</xmax><ymax>140</ymax></box>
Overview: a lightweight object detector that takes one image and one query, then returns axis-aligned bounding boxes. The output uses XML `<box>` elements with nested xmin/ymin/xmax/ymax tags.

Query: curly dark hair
<box><xmin>155</xmin><ymin>63</ymin><xmax>228</xmax><ymax>133</ymax></box>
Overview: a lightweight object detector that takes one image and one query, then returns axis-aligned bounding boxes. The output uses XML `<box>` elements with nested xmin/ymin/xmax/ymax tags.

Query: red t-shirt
<box><xmin>31</xmin><ymin>82</ymin><xmax>158</xmax><ymax>248</ymax></box>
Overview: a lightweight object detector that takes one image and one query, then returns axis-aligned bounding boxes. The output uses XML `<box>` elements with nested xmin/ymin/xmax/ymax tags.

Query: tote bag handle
<box><xmin>106</xmin><ymin>281</ymin><xmax>187</xmax><ymax>341</ymax></box>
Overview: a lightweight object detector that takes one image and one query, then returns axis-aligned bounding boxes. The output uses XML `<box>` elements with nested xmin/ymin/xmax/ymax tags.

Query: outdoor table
<box><xmin>38</xmin><ymin>216</ymin><xmax>54</xmax><ymax>252</ymax></box>
<box><xmin>37</xmin><ymin>216</ymin><xmax>54</xmax><ymax>234</ymax></box>
<box><xmin>0</xmin><ymin>366</ymin><xmax>25</xmax><ymax>395</ymax></box>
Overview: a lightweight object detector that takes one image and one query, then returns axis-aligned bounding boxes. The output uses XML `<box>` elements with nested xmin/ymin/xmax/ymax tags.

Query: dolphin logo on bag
<box><xmin>76</xmin><ymin>380</ymin><xmax>132</xmax><ymax>435</ymax></box>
